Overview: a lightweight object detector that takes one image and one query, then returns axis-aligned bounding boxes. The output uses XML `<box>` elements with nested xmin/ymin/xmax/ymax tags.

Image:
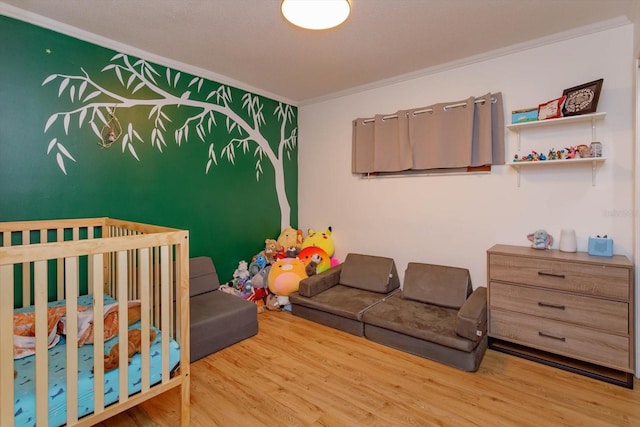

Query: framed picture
<box><xmin>562</xmin><ymin>78</ymin><xmax>603</xmax><ymax>116</ymax></box>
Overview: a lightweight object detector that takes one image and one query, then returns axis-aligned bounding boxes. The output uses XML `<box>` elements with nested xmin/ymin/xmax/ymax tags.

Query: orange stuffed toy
<box><xmin>100</xmin><ymin>329</ymin><xmax>156</xmax><ymax>373</ymax></box>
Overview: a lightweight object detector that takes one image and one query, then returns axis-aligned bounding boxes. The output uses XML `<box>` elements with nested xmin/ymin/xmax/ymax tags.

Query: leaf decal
<box><xmin>114</xmin><ymin>66</ymin><xmax>124</xmax><ymax>86</ymax></box>
<box><xmin>78</xmin><ymin>108</ymin><xmax>87</xmax><ymax>128</ymax></box>
<box><xmin>63</xmin><ymin>114</ymin><xmax>70</xmax><ymax>135</ymax></box>
<box><xmin>44</xmin><ymin>114</ymin><xmax>58</xmax><ymax>132</ymax></box>
<box><xmin>83</xmin><ymin>91</ymin><xmax>100</xmax><ymax>102</ymax></box>
<box><xmin>132</xmin><ymin>81</ymin><xmax>145</xmax><ymax>94</ymax></box>
<box><xmin>95</xmin><ymin>108</ymin><xmax>107</xmax><ymax>125</ymax></box>
<box><xmin>90</xmin><ymin>121</ymin><xmax>101</xmax><ymax>139</ymax></box>
<box><xmin>122</xmin><ymin>133</ymin><xmax>129</xmax><ymax>152</ymax></box>
<box><xmin>56</xmin><ymin>152</ymin><xmax>67</xmax><ymax>175</ymax></box>
<box><xmin>58</xmin><ymin>78</ymin><xmax>69</xmax><ymax>97</ymax></box>
<box><xmin>57</xmin><ymin>143</ymin><xmax>76</xmax><ymax>161</ymax></box>
<box><xmin>126</xmin><ymin>73</ymin><xmax>136</xmax><ymax>89</ymax></box>
<box><xmin>188</xmin><ymin>76</ymin><xmax>198</xmax><ymax>87</ymax></box>
<box><xmin>47</xmin><ymin>138</ymin><xmax>57</xmax><ymax>154</ymax></box>
<box><xmin>78</xmin><ymin>81</ymin><xmax>87</xmax><ymax>99</ymax></box>
<box><xmin>69</xmin><ymin>85</ymin><xmax>75</xmax><ymax>102</ymax></box>
<box><xmin>102</xmin><ymin>64</ymin><xmax>116</xmax><ymax>72</ymax></box>
<box><xmin>42</xmin><ymin>74</ymin><xmax>57</xmax><ymax>86</ymax></box>
<box><xmin>133</xmin><ymin>128</ymin><xmax>143</xmax><ymax>142</ymax></box>
<box><xmin>206</xmin><ymin>158</ymin><xmax>213</xmax><ymax>174</ymax></box>
<box><xmin>128</xmin><ymin>143</ymin><xmax>140</xmax><ymax>161</ymax></box>
<box><xmin>173</xmin><ymin>72</ymin><xmax>181</xmax><ymax>88</ymax></box>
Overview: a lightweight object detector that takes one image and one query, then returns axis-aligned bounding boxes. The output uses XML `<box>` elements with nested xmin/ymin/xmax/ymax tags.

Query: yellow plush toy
<box><xmin>277</xmin><ymin>227</ymin><xmax>304</xmax><ymax>250</ymax></box>
<box><xmin>301</xmin><ymin>227</ymin><xmax>335</xmax><ymax>257</ymax></box>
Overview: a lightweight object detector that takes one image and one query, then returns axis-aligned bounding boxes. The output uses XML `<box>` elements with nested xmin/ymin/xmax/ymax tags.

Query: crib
<box><xmin>0</xmin><ymin>217</ymin><xmax>190</xmax><ymax>427</ymax></box>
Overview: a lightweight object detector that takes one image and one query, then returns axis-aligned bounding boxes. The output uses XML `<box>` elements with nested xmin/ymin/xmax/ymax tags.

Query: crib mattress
<box><xmin>13</xmin><ymin>295</ymin><xmax>181</xmax><ymax>427</ymax></box>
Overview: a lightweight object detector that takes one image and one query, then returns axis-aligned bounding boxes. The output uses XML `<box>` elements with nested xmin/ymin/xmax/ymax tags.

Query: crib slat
<box><xmin>117</xmin><ymin>250</ymin><xmax>129</xmax><ymax>404</ymax></box>
<box><xmin>21</xmin><ymin>230</ymin><xmax>31</xmax><ymax>308</ymax></box>
<box><xmin>160</xmin><ymin>245</ymin><xmax>170</xmax><ymax>383</ymax></box>
<box><xmin>0</xmin><ymin>264</ymin><xmax>14</xmax><ymax>427</ymax></box>
<box><xmin>65</xmin><ymin>256</ymin><xmax>79</xmax><ymax>424</ymax></box>
<box><xmin>139</xmin><ymin>247</ymin><xmax>151</xmax><ymax>392</ymax></box>
<box><xmin>57</xmin><ymin>228</ymin><xmax>64</xmax><ymax>298</ymax></box>
<box><xmin>91</xmin><ymin>254</ymin><xmax>105</xmax><ymax>413</ymax></box>
<box><xmin>34</xmin><ymin>260</ymin><xmax>49</xmax><ymax>427</ymax></box>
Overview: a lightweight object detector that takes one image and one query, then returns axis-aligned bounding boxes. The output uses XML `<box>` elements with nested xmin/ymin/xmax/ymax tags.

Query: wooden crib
<box><xmin>0</xmin><ymin>217</ymin><xmax>190</xmax><ymax>427</ymax></box>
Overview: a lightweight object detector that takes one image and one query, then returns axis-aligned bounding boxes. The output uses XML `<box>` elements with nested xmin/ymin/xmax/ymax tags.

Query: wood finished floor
<box><xmin>98</xmin><ymin>311</ymin><xmax>640</xmax><ymax>427</ymax></box>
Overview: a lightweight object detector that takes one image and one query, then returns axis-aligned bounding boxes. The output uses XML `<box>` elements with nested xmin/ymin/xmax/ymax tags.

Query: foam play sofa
<box><xmin>290</xmin><ymin>255</ymin><xmax>487</xmax><ymax>371</ymax></box>
<box><xmin>362</xmin><ymin>262</ymin><xmax>488</xmax><ymax>372</ymax></box>
<box><xmin>289</xmin><ymin>253</ymin><xmax>401</xmax><ymax>336</ymax></box>
<box><xmin>189</xmin><ymin>256</ymin><xmax>259</xmax><ymax>362</ymax></box>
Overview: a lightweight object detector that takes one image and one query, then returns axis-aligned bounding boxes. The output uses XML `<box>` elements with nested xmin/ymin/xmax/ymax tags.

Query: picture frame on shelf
<box><xmin>562</xmin><ymin>78</ymin><xmax>603</xmax><ymax>116</ymax></box>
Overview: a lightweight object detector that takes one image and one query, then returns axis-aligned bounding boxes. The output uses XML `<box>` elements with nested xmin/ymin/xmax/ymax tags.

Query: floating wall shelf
<box><xmin>509</xmin><ymin>157</ymin><xmax>606</xmax><ymax>186</ymax></box>
<box><xmin>506</xmin><ymin>112</ymin><xmax>606</xmax><ymax>186</ymax></box>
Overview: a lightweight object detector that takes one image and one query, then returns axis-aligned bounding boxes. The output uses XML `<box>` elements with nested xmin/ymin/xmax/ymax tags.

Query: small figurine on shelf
<box><xmin>565</xmin><ymin>146</ymin><xmax>578</xmax><ymax>159</ymax></box>
<box><xmin>513</xmin><ymin>154</ymin><xmax>519</xmax><ymax>162</ymax></box>
<box><xmin>548</xmin><ymin>149</ymin><xmax>557</xmax><ymax>160</ymax></box>
<box><xmin>538</xmin><ymin>152</ymin><xmax>547</xmax><ymax>161</ymax></box>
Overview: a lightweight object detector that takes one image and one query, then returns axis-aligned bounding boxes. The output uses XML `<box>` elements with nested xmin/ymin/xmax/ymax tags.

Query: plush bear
<box><xmin>264</xmin><ymin>239</ymin><xmax>284</xmax><ymax>263</ymax></box>
<box><xmin>527</xmin><ymin>229</ymin><xmax>553</xmax><ymax>250</ymax></box>
<box><xmin>277</xmin><ymin>227</ymin><xmax>304</xmax><ymax>250</ymax></box>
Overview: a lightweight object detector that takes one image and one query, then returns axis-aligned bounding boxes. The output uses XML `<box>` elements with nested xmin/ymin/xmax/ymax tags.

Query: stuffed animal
<box><xmin>264</xmin><ymin>294</ymin><xmax>281</xmax><ymax>311</ymax></box>
<box><xmin>233</xmin><ymin>260</ymin><xmax>250</xmax><ymax>282</ymax></box>
<box><xmin>285</xmin><ymin>246</ymin><xmax>300</xmax><ymax>258</ymax></box>
<box><xmin>264</xmin><ymin>239</ymin><xmax>284</xmax><ymax>264</ymax></box>
<box><xmin>251</xmin><ymin>265</ymin><xmax>271</xmax><ymax>289</ymax></box>
<box><xmin>527</xmin><ymin>229</ymin><xmax>553</xmax><ymax>250</ymax></box>
<box><xmin>299</xmin><ymin>246</ymin><xmax>331</xmax><ymax>274</ymax></box>
<box><xmin>277</xmin><ymin>227</ymin><xmax>304</xmax><ymax>250</ymax></box>
<box><xmin>301</xmin><ymin>227</ymin><xmax>335</xmax><ymax>257</ymax></box>
<box><xmin>268</xmin><ymin>257</ymin><xmax>307</xmax><ymax>300</ymax></box>
<box><xmin>100</xmin><ymin>329</ymin><xmax>156</xmax><ymax>373</ymax></box>
<box><xmin>305</xmin><ymin>253</ymin><xmax>323</xmax><ymax>277</ymax></box>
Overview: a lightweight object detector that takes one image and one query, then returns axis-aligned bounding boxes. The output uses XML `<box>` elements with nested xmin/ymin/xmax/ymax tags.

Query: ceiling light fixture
<box><xmin>281</xmin><ymin>0</ymin><xmax>351</xmax><ymax>30</ymax></box>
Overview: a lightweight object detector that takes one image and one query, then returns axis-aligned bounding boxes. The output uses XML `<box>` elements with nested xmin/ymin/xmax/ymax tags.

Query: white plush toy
<box><xmin>527</xmin><ymin>229</ymin><xmax>553</xmax><ymax>250</ymax></box>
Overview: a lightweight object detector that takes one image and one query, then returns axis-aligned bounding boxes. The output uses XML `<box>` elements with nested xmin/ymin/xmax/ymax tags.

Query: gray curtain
<box><xmin>352</xmin><ymin>118</ymin><xmax>375</xmax><ymax>173</ymax></box>
<box><xmin>410</xmin><ymin>97</ymin><xmax>475</xmax><ymax>169</ymax></box>
<box><xmin>352</xmin><ymin>92</ymin><xmax>505</xmax><ymax>174</ymax></box>
<box><xmin>373</xmin><ymin>112</ymin><xmax>412</xmax><ymax>172</ymax></box>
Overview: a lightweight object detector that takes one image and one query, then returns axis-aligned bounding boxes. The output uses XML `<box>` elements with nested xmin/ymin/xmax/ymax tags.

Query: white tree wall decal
<box><xmin>42</xmin><ymin>53</ymin><xmax>297</xmax><ymax>229</ymax></box>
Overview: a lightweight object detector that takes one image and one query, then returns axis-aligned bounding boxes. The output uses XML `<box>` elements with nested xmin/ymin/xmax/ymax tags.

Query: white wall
<box><xmin>298</xmin><ymin>24</ymin><xmax>635</xmax><ymax>289</ymax></box>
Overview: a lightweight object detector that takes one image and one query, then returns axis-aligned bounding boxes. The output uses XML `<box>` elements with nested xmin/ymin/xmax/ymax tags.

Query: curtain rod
<box><xmin>361</xmin><ymin>96</ymin><xmax>496</xmax><ymax>124</ymax></box>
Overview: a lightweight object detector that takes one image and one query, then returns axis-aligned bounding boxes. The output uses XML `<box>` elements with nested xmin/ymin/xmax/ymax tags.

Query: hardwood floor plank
<box><xmin>98</xmin><ymin>311</ymin><xmax>640</xmax><ymax>426</ymax></box>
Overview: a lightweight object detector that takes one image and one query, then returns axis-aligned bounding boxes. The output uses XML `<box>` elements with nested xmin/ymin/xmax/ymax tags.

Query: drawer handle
<box><xmin>538</xmin><ymin>331</ymin><xmax>566</xmax><ymax>342</ymax></box>
<box><xmin>538</xmin><ymin>271</ymin><xmax>565</xmax><ymax>279</ymax></box>
<box><xmin>538</xmin><ymin>302</ymin><xmax>566</xmax><ymax>310</ymax></box>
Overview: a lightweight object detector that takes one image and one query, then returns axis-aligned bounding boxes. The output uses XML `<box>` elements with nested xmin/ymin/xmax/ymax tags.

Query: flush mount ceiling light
<box><xmin>281</xmin><ymin>0</ymin><xmax>351</xmax><ymax>30</ymax></box>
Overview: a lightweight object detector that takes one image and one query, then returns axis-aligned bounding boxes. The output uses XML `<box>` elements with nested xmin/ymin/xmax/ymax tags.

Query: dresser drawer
<box><xmin>489</xmin><ymin>254</ymin><xmax>629</xmax><ymax>300</ymax></box>
<box><xmin>489</xmin><ymin>282</ymin><xmax>629</xmax><ymax>334</ymax></box>
<box><xmin>490</xmin><ymin>310</ymin><xmax>631</xmax><ymax>371</ymax></box>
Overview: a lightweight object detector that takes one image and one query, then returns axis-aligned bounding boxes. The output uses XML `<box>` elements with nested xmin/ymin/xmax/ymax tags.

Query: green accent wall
<box><xmin>0</xmin><ymin>16</ymin><xmax>298</xmax><ymax>289</ymax></box>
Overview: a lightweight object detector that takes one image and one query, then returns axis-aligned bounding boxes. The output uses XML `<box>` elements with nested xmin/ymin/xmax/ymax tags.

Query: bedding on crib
<box><xmin>12</xmin><ymin>294</ymin><xmax>181</xmax><ymax>427</ymax></box>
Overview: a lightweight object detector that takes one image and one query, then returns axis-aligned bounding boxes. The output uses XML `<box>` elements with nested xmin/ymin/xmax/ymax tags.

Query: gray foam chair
<box><xmin>189</xmin><ymin>257</ymin><xmax>258</xmax><ymax>362</ymax></box>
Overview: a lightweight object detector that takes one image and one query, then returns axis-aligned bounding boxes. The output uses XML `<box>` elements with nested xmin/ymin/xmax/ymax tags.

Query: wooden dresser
<box><xmin>487</xmin><ymin>244</ymin><xmax>634</xmax><ymax>387</ymax></box>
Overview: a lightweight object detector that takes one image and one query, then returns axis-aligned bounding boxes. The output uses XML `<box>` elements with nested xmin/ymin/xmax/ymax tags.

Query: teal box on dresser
<box><xmin>588</xmin><ymin>236</ymin><xmax>614</xmax><ymax>257</ymax></box>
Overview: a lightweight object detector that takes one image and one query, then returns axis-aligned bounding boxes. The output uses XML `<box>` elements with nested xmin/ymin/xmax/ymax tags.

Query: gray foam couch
<box><xmin>189</xmin><ymin>256</ymin><xmax>258</xmax><ymax>362</ymax></box>
<box><xmin>289</xmin><ymin>253</ymin><xmax>488</xmax><ymax>372</ymax></box>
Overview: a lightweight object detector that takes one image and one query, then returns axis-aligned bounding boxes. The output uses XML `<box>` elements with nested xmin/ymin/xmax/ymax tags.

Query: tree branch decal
<box><xmin>42</xmin><ymin>53</ymin><xmax>297</xmax><ymax>229</ymax></box>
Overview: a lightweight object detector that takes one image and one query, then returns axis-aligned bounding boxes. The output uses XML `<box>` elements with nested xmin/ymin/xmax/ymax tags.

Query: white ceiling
<box><xmin>1</xmin><ymin>0</ymin><xmax>639</xmax><ymax>105</ymax></box>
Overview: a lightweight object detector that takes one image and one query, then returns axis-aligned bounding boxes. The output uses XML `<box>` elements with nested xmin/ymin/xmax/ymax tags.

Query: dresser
<box><xmin>487</xmin><ymin>244</ymin><xmax>634</xmax><ymax>387</ymax></box>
